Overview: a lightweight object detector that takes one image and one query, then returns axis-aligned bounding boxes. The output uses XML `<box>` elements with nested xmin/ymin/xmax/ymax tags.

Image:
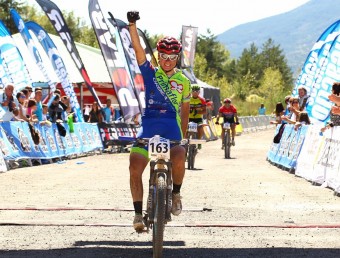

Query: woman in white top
<box><xmin>16</xmin><ymin>91</ymin><xmax>29</xmax><ymax>122</ymax></box>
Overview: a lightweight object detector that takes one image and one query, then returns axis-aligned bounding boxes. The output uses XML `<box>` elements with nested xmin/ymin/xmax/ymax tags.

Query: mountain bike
<box><xmin>186</xmin><ymin>122</ymin><xmax>206</xmax><ymax>170</ymax></box>
<box><xmin>222</xmin><ymin>122</ymin><xmax>232</xmax><ymax>159</ymax></box>
<box><xmin>125</xmin><ymin>135</ymin><xmax>187</xmax><ymax>258</ymax></box>
<box><xmin>186</xmin><ymin>122</ymin><xmax>198</xmax><ymax>170</ymax></box>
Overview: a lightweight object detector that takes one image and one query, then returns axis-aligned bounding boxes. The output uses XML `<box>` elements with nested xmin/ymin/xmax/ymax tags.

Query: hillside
<box><xmin>217</xmin><ymin>0</ymin><xmax>340</xmax><ymax>76</ymax></box>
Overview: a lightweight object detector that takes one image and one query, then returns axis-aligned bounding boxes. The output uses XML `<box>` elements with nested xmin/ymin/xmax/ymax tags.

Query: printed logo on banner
<box><xmin>92</xmin><ymin>128</ymin><xmax>103</xmax><ymax>147</ymax></box>
<box><xmin>2</xmin><ymin>129</ymin><xmax>18</xmax><ymax>152</ymax></box>
<box><xmin>78</xmin><ymin>128</ymin><xmax>86</xmax><ymax>145</ymax></box>
<box><xmin>0</xmin><ymin>138</ymin><xmax>10</xmax><ymax>156</ymax></box>
<box><xmin>45</xmin><ymin>130</ymin><xmax>57</xmax><ymax>152</ymax></box>
<box><xmin>18</xmin><ymin>128</ymin><xmax>31</xmax><ymax>152</ymax></box>
<box><xmin>71</xmin><ymin>134</ymin><xmax>80</xmax><ymax>148</ymax></box>
<box><xmin>38</xmin><ymin>131</ymin><xmax>49</xmax><ymax>153</ymax></box>
<box><xmin>53</xmin><ymin>129</ymin><xmax>65</xmax><ymax>150</ymax></box>
<box><xmin>88</xmin><ymin>0</ymin><xmax>140</xmax><ymax>121</ymax></box>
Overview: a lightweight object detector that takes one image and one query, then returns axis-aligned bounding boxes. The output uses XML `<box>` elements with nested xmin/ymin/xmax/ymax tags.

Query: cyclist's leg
<box><xmin>231</xmin><ymin>123</ymin><xmax>236</xmax><ymax>145</ymax></box>
<box><xmin>129</xmin><ymin>152</ymin><xmax>149</xmax><ymax>203</ymax></box>
<box><xmin>221</xmin><ymin>128</ymin><xmax>225</xmax><ymax>148</ymax></box>
<box><xmin>129</xmin><ymin>151</ymin><xmax>148</xmax><ymax>231</ymax></box>
<box><xmin>170</xmin><ymin>145</ymin><xmax>186</xmax><ymax>215</ymax></box>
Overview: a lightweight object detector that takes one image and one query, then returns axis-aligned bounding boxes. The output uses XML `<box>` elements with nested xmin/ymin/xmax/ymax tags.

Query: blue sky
<box><xmin>28</xmin><ymin>0</ymin><xmax>310</xmax><ymax>37</ymax></box>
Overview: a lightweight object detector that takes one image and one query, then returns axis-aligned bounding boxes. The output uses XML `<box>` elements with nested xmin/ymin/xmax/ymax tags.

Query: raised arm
<box><xmin>127</xmin><ymin>11</ymin><xmax>146</xmax><ymax>65</ymax></box>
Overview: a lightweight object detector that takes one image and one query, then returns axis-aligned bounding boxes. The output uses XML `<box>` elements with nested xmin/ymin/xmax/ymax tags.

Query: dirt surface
<box><xmin>0</xmin><ymin>129</ymin><xmax>339</xmax><ymax>258</ymax></box>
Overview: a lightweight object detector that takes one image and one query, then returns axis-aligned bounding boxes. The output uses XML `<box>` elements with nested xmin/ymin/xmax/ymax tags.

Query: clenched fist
<box><xmin>127</xmin><ymin>11</ymin><xmax>140</xmax><ymax>23</ymax></box>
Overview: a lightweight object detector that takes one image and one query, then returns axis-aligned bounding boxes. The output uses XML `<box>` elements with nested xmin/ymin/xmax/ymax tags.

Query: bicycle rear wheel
<box><xmin>152</xmin><ymin>173</ymin><xmax>166</xmax><ymax>258</ymax></box>
<box><xmin>224</xmin><ymin>130</ymin><xmax>231</xmax><ymax>159</ymax></box>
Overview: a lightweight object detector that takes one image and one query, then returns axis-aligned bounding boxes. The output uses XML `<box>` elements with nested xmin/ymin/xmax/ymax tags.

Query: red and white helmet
<box><xmin>156</xmin><ymin>37</ymin><xmax>182</xmax><ymax>54</ymax></box>
<box><xmin>223</xmin><ymin>98</ymin><xmax>231</xmax><ymax>103</ymax></box>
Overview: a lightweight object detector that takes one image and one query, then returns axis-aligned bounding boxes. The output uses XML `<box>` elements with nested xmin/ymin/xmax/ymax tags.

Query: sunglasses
<box><xmin>159</xmin><ymin>53</ymin><xmax>178</xmax><ymax>61</ymax></box>
<box><xmin>20</xmin><ymin>95</ymin><xmax>26</xmax><ymax>98</ymax></box>
<box><xmin>292</xmin><ymin>101</ymin><xmax>299</xmax><ymax>104</ymax></box>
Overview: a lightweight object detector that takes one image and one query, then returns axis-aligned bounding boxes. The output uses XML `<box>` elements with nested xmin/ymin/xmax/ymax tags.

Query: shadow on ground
<box><xmin>1</xmin><ymin>242</ymin><xmax>339</xmax><ymax>258</ymax></box>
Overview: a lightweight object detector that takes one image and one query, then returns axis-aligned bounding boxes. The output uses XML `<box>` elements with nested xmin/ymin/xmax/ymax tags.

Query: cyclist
<box><xmin>215</xmin><ymin>98</ymin><xmax>239</xmax><ymax>148</ymax></box>
<box><xmin>127</xmin><ymin>11</ymin><xmax>191</xmax><ymax>232</ymax></box>
<box><xmin>187</xmin><ymin>84</ymin><xmax>206</xmax><ymax>149</ymax></box>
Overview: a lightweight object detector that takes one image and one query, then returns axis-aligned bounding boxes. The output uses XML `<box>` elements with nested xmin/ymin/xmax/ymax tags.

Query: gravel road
<box><xmin>0</xmin><ymin>129</ymin><xmax>339</xmax><ymax>258</ymax></box>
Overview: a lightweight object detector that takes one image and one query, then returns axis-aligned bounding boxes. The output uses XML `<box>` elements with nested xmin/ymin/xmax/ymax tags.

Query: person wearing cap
<box><xmin>297</xmin><ymin>86</ymin><xmax>309</xmax><ymax>111</ymax></box>
<box><xmin>127</xmin><ymin>11</ymin><xmax>191</xmax><ymax>232</ymax></box>
<box><xmin>215</xmin><ymin>98</ymin><xmax>239</xmax><ymax>148</ymax></box>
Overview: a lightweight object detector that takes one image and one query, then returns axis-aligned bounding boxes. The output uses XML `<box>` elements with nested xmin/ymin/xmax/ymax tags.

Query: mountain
<box><xmin>217</xmin><ymin>0</ymin><xmax>340</xmax><ymax>76</ymax></box>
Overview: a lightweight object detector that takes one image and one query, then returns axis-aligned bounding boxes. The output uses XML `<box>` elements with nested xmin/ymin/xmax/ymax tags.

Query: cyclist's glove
<box><xmin>215</xmin><ymin>122</ymin><xmax>219</xmax><ymax>125</ymax></box>
<box><xmin>235</xmin><ymin>122</ymin><xmax>240</xmax><ymax>125</ymax></box>
<box><xmin>127</xmin><ymin>11</ymin><xmax>140</xmax><ymax>23</ymax></box>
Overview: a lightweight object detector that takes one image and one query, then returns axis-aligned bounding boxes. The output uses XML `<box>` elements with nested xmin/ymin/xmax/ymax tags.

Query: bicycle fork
<box><xmin>146</xmin><ymin>159</ymin><xmax>173</xmax><ymax>231</ymax></box>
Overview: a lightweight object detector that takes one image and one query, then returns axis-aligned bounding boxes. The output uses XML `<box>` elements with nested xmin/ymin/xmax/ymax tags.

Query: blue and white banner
<box><xmin>0</xmin><ymin>20</ymin><xmax>32</xmax><ymax>90</ymax></box>
<box><xmin>25</xmin><ymin>21</ymin><xmax>84</xmax><ymax>122</ymax></box>
<box><xmin>113</xmin><ymin>18</ymin><xmax>145</xmax><ymax>112</ymax></box>
<box><xmin>10</xmin><ymin>8</ymin><xmax>56</xmax><ymax>92</ymax></box>
<box><xmin>0</xmin><ymin>122</ymin><xmax>102</xmax><ymax>162</ymax></box>
<box><xmin>293</xmin><ymin>20</ymin><xmax>340</xmax><ymax>125</ymax></box>
<box><xmin>305</xmin><ymin>35</ymin><xmax>340</xmax><ymax>125</ymax></box>
<box><xmin>35</xmin><ymin>0</ymin><xmax>102</xmax><ymax>107</ymax></box>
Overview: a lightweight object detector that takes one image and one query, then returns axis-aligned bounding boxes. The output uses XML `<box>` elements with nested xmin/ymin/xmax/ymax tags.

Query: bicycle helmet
<box><xmin>156</xmin><ymin>36</ymin><xmax>182</xmax><ymax>55</ymax></box>
<box><xmin>191</xmin><ymin>84</ymin><xmax>200</xmax><ymax>91</ymax></box>
<box><xmin>223</xmin><ymin>98</ymin><xmax>231</xmax><ymax>103</ymax></box>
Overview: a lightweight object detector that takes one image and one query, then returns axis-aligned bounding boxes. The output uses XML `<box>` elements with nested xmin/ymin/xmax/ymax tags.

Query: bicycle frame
<box><xmin>222</xmin><ymin>122</ymin><xmax>232</xmax><ymax>159</ymax></box>
<box><xmin>186</xmin><ymin>122</ymin><xmax>198</xmax><ymax>170</ymax></box>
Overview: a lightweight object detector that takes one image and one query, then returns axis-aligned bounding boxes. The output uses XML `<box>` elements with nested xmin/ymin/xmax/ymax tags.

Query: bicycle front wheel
<box><xmin>152</xmin><ymin>173</ymin><xmax>166</xmax><ymax>258</ymax></box>
<box><xmin>224</xmin><ymin>130</ymin><xmax>231</xmax><ymax>159</ymax></box>
<box><xmin>187</xmin><ymin>144</ymin><xmax>196</xmax><ymax>170</ymax></box>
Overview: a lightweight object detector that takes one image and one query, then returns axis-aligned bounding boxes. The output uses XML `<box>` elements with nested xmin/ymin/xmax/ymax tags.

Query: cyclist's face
<box><xmin>158</xmin><ymin>52</ymin><xmax>178</xmax><ymax>73</ymax></box>
<box><xmin>192</xmin><ymin>90</ymin><xmax>199</xmax><ymax>97</ymax></box>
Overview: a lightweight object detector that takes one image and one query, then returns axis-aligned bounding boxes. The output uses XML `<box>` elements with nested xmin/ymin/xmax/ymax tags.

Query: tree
<box><xmin>0</xmin><ymin>0</ymin><xmax>25</xmax><ymax>33</ymax></box>
<box><xmin>258</xmin><ymin>38</ymin><xmax>293</xmax><ymax>90</ymax></box>
<box><xmin>196</xmin><ymin>30</ymin><xmax>230</xmax><ymax>78</ymax></box>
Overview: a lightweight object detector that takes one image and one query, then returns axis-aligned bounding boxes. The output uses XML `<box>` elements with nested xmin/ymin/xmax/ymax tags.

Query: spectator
<box><xmin>24</xmin><ymin>85</ymin><xmax>33</xmax><ymax>98</ymax></box>
<box><xmin>11</xmin><ymin>106</ymin><xmax>25</xmax><ymax>121</ymax></box>
<box><xmin>321</xmin><ymin>82</ymin><xmax>340</xmax><ymax>132</ymax></box>
<box><xmin>102</xmin><ymin>99</ymin><xmax>115</xmax><ymax>123</ymax></box>
<box><xmin>270</xmin><ymin>102</ymin><xmax>285</xmax><ymax>125</ymax></box>
<box><xmin>294</xmin><ymin>111</ymin><xmax>311</xmax><ymax>130</ymax></box>
<box><xmin>282</xmin><ymin>97</ymin><xmax>300</xmax><ymax>124</ymax></box>
<box><xmin>258</xmin><ymin>103</ymin><xmax>266</xmax><ymax>115</ymax></box>
<box><xmin>297</xmin><ymin>86</ymin><xmax>309</xmax><ymax>111</ymax></box>
<box><xmin>328</xmin><ymin>93</ymin><xmax>340</xmax><ymax>106</ymax></box>
<box><xmin>16</xmin><ymin>91</ymin><xmax>29</xmax><ymax>122</ymax></box>
<box><xmin>26</xmin><ymin>99</ymin><xmax>39</xmax><ymax>123</ymax></box>
<box><xmin>284</xmin><ymin>95</ymin><xmax>292</xmax><ymax>116</ymax></box>
<box><xmin>0</xmin><ymin>84</ymin><xmax>19</xmax><ymax>121</ymax></box>
<box><xmin>48</xmin><ymin>94</ymin><xmax>68</xmax><ymax>123</ymax></box>
<box><xmin>61</xmin><ymin>95</ymin><xmax>73</xmax><ymax>121</ymax></box>
<box><xmin>33</xmin><ymin>90</ymin><xmax>43</xmax><ymax>122</ymax></box>
<box><xmin>40</xmin><ymin>104</ymin><xmax>51</xmax><ymax>126</ymax></box>
<box><xmin>88</xmin><ymin>101</ymin><xmax>103</xmax><ymax>123</ymax></box>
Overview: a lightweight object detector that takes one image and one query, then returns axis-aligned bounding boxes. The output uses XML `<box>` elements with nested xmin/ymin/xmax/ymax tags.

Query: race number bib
<box><xmin>223</xmin><ymin>122</ymin><xmax>231</xmax><ymax>129</ymax></box>
<box><xmin>148</xmin><ymin>135</ymin><xmax>170</xmax><ymax>159</ymax></box>
<box><xmin>187</xmin><ymin>122</ymin><xmax>198</xmax><ymax>133</ymax></box>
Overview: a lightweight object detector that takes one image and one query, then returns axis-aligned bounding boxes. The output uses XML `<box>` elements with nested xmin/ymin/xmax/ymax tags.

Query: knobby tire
<box><xmin>224</xmin><ymin>130</ymin><xmax>231</xmax><ymax>159</ymax></box>
<box><xmin>152</xmin><ymin>173</ymin><xmax>166</xmax><ymax>258</ymax></box>
<box><xmin>188</xmin><ymin>145</ymin><xmax>196</xmax><ymax>170</ymax></box>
